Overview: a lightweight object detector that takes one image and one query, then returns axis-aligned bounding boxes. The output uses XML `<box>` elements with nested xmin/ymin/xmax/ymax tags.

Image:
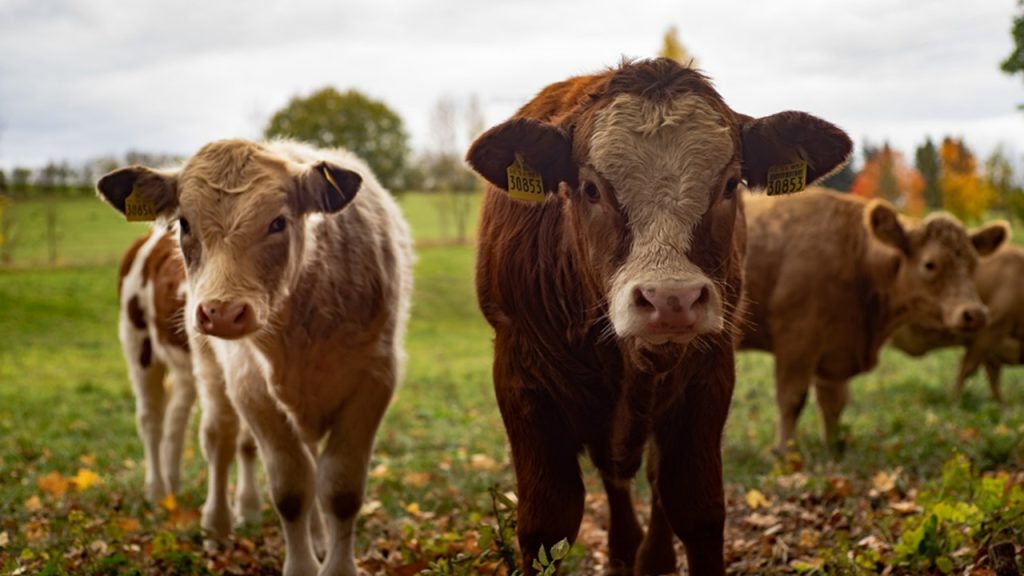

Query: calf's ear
<box><xmin>970</xmin><ymin>220</ymin><xmax>1010</xmax><ymax>256</ymax></box>
<box><xmin>740</xmin><ymin>111</ymin><xmax>852</xmax><ymax>190</ymax></box>
<box><xmin>466</xmin><ymin>117</ymin><xmax>576</xmax><ymax>197</ymax></box>
<box><xmin>865</xmin><ymin>199</ymin><xmax>910</xmax><ymax>255</ymax></box>
<box><xmin>96</xmin><ymin>166</ymin><xmax>179</xmax><ymax>220</ymax></box>
<box><xmin>301</xmin><ymin>161</ymin><xmax>362</xmax><ymax>214</ymax></box>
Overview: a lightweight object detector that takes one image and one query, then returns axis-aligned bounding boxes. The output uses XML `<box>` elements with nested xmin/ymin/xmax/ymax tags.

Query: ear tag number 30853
<box><xmin>506</xmin><ymin>157</ymin><xmax>545</xmax><ymax>203</ymax></box>
<box><xmin>766</xmin><ymin>161</ymin><xmax>808</xmax><ymax>196</ymax></box>
<box><xmin>124</xmin><ymin>188</ymin><xmax>157</xmax><ymax>222</ymax></box>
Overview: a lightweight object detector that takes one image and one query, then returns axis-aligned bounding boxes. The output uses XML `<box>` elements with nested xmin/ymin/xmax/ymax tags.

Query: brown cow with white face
<box><xmin>468</xmin><ymin>58</ymin><xmax>852</xmax><ymax>575</ymax></box>
<box><xmin>99</xmin><ymin>139</ymin><xmax>413</xmax><ymax>576</ymax></box>
<box><xmin>891</xmin><ymin>229</ymin><xmax>1022</xmax><ymax>402</ymax></box>
<box><xmin>740</xmin><ymin>188</ymin><xmax>1007</xmax><ymax>455</ymax></box>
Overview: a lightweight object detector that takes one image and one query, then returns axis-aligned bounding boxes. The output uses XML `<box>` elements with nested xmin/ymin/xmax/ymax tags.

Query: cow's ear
<box><xmin>96</xmin><ymin>166</ymin><xmax>179</xmax><ymax>220</ymax></box>
<box><xmin>301</xmin><ymin>161</ymin><xmax>362</xmax><ymax>214</ymax></box>
<box><xmin>970</xmin><ymin>220</ymin><xmax>1010</xmax><ymax>256</ymax></box>
<box><xmin>466</xmin><ymin>118</ymin><xmax>576</xmax><ymax>196</ymax></box>
<box><xmin>865</xmin><ymin>199</ymin><xmax>910</xmax><ymax>255</ymax></box>
<box><xmin>740</xmin><ymin>111</ymin><xmax>852</xmax><ymax>190</ymax></box>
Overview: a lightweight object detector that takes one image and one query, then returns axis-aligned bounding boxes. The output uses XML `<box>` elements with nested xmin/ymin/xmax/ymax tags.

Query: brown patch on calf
<box><xmin>330</xmin><ymin>491</ymin><xmax>362</xmax><ymax>520</ymax></box>
<box><xmin>146</xmin><ymin>230</ymin><xmax>190</xmax><ymax>351</ymax></box>
<box><xmin>127</xmin><ymin>296</ymin><xmax>147</xmax><ymax>330</ymax></box>
<box><xmin>118</xmin><ymin>232</ymin><xmax>150</xmax><ymax>298</ymax></box>
<box><xmin>139</xmin><ymin>337</ymin><xmax>152</xmax><ymax>368</ymax></box>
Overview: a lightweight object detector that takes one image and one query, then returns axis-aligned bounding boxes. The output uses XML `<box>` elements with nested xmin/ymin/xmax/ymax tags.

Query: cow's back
<box><xmin>976</xmin><ymin>244</ymin><xmax>1024</xmax><ymax>341</ymax></box>
<box><xmin>741</xmin><ymin>189</ymin><xmax>886</xmax><ymax>377</ymax></box>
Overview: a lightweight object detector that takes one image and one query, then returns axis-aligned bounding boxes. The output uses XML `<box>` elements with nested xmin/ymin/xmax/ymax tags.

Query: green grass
<box><xmin>1</xmin><ymin>194</ymin><xmax>1022</xmax><ymax>574</ymax></box>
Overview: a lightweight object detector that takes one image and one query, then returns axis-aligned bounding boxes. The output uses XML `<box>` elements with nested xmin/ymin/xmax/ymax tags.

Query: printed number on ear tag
<box><xmin>124</xmin><ymin>188</ymin><xmax>157</xmax><ymax>222</ymax></box>
<box><xmin>506</xmin><ymin>159</ymin><xmax>545</xmax><ymax>203</ymax></box>
<box><xmin>766</xmin><ymin>161</ymin><xmax>808</xmax><ymax>196</ymax></box>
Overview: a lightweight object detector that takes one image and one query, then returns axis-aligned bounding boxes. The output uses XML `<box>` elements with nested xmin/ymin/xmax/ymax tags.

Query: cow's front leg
<box><xmin>635</xmin><ymin>445</ymin><xmax>676</xmax><ymax>576</ymax></box>
<box><xmin>315</xmin><ymin>370</ymin><xmax>393</xmax><ymax>576</ymax></box>
<box><xmin>774</xmin><ymin>357</ymin><xmax>814</xmax><ymax>456</ymax></box>
<box><xmin>232</xmin><ymin>383</ymin><xmax>319</xmax><ymax>576</ymax></box>
<box><xmin>235</xmin><ymin>425</ymin><xmax>262</xmax><ymax>526</ymax></box>
<box><xmin>195</xmin><ymin>346</ymin><xmax>239</xmax><ymax>537</ymax></box>
<box><xmin>600</xmin><ymin>473</ymin><xmax>644</xmax><ymax>575</ymax></box>
<box><xmin>494</xmin><ymin>349</ymin><xmax>584</xmax><ymax>575</ymax></box>
<box><xmin>651</xmin><ymin>354</ymin><xmax>733</xmax><ymax>576</ymax></box>
<box><xmin>128</xmin><ymin>358</ymin><xmax>169</xmax><ymax>504</ymax></box>
<box><xmin>161</xmin><ymin>365</ymin><xmax>197</xmax><ymax>495</ymax></box>
<box><xmin>813</xmin><ymin>377</ymin><xmax>849</xmax><ymax>457</ymax></box>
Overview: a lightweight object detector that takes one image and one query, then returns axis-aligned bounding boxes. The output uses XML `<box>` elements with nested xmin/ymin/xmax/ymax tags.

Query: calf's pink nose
<box><xmin>633</xmin><ymin>283</ymin><xmax>709</xmax><ymax>333</ymax></box>
<box><xmin>197</xmin><ymin>300</ymin><xmax>254</xmax><ymax>339</ymax></box>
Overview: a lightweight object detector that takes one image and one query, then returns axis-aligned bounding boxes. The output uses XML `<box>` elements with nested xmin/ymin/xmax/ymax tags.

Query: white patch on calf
<box><xmin>589</xmin><ymin>93</ymin><xmax>734</xmax><ymax>340</ymax></box>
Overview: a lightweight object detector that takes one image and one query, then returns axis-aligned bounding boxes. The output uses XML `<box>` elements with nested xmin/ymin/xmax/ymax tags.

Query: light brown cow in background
<box><xmin>740</xmin><ymin>188</ymin><xmax>1008</xmax><ymax>455</ymax></box>
<box><xmin>99</xmin><ymin>139</ymin><xmax>413</xmax><ymax>576</ymax></box>
<box><xmin>891</xmin><ymin>231</ymin><xmax>1023</xmax><ymax>402</ymax></box>
<box><xmin>117</xmin><ymin>228</ymin><xmax>260</xmax><ymax>531</ymax></box>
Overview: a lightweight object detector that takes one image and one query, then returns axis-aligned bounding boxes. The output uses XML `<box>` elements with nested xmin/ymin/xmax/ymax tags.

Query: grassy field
<box><xmin>1</xmin><ymin>194</ymin><xmax>1022</xmax><ymax>575</ymax></box>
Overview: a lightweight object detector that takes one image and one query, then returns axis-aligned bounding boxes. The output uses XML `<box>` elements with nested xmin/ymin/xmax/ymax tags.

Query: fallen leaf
<box><xmin>745</xmin><ymin>489</ymin><xmax>771</xmax><ymax>510</ymax></box>
<box><xmin>79</xmin><ymin>454</ymin><xmax>96</xmax><ymax>467</ymax></box>
<box><xmin>72</xmin><ymin>468</ymin><xmax>101</xmax><ymax>491</ymax></box>
<box><xmin>872</xmin><ymin>470</ymin><xmax>897</xmax><ymax>493</ymax></box>
<box><xmin>24</xmin><ymin>496</ymin><xmax>42</xmax><ymax>512</ymax></box>
<box><xmin>402</xmin><ymin>471</ymin><xmax>431</xmax><ymax>487</ymax></box>
<box><xmin>798</xmin><ymin>529</ymin><xmax>820</xmax><ymax>549</ymax></box>
<box><xmin>361</xmin><ymin>499</ymin><xmax>382</xmax><ymax>516</ymax></box>
<box><xmin>469</xmin><ymin>454</ymin><xmax>499</xmax><ymax>471</ymax></box>
<box><xmin>889</xmin><ymin>501</ymin><xmax>922</xmax><ymax>515</ymax></box>
<box><xmin>115</xmin><ymin>516</ymin><xmax>141</xmax><ymax>533</ymax></box>
<box><xmin>744</xmin><ymin>512</ymin><xmax>780</xmax><ymax>528</ymax></box>
<box><xmin>0</xmin><ymin>531</ymin><xmax>8</xmax><ymax>547</ymax></box>
<box><xmin>159</xmin><ymin>494</ymin><xmax>177</xmax><ymax>512</ymax></box>
<box><xmin>404</xmin><ymin>502</ymin><xmax>422</xmax><ymax>516</ymax></box>
<box><xmin>37</xmin><ymin>471</ymin><xmax>70</xmax><ymax>498</ymax></box>
<box><xmin>369</xmin><ymin>463</ymin><xmax>389</xmax><ymax>479</ymax></box>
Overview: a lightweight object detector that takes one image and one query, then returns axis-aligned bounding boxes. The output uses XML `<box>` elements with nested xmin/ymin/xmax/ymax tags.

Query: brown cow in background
<box><xmin>740</xmin><ymin>188</ymin><xmax>1008</xmax><ymax>455</ymax></box>
<box><xmin>467</xmin><ymin>58</ymin><xmax>852</xmax><ymax>575</ymax></box>
<box><xmin>891</xmin><ymin>231</ymin><xmax>1023</xmax><ymax>402</ymax></box>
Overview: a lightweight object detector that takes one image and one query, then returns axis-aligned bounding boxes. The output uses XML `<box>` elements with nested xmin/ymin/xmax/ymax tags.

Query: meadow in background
<box><xmin>0</xmin><ymin>192</ymin><xmax>1022</xmax><ymax>575</ymax></box>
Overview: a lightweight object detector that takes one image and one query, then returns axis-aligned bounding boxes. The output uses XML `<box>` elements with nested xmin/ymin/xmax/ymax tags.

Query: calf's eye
<box><xmin>268</xmin><ymin>216</ymin><xmax>287</xmax><ymax>234</ymax></box>
<box><xmin>724</xmin><ymin>178</ymin><xmax>740</xmax><ymax>198</ymax></box>
<box><xmin>178</xmin><ymin>217</ymin><xmax>191</xmax><ymax>235</ymax></box>
<box><xmin>582</xmin><ymin>182</ymin><xmax>600</xmax><ymax>203</ymax></box>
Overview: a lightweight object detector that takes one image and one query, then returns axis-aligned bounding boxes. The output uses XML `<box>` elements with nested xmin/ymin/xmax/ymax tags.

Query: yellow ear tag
<box><xmin>124</xmin><ymin>187</ymin><xmax>157</xmax><ymax>222</ymax></box>
<box><xmin>506</xmin><ymin>157</ymin><xmax>546</xmax><ymax>203</ymax></box>
<box><xmin>765</xmin><ymin>160</ymin><xmax>808</xmax><ymax>196</ymax></box>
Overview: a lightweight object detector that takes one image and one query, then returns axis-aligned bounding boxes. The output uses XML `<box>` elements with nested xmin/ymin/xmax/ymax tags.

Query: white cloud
<box><xmin>0</xmin><ymin>0</ymin><xmax>1021</xmax><ymax>170</ymax></box>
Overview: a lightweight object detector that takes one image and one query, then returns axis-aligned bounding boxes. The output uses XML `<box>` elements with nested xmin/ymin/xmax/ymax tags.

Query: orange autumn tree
<box><xmin>851</xmin><ymin>144</ymin><xmax>926</xmax><ymax>215</ymax></box>
<box><xmin>939</xmin><ymin>137</ymin><xmax>992</xmax><ymax>223</ymax></box>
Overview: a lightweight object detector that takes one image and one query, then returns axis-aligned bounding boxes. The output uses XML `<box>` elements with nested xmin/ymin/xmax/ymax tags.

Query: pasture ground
<box><xmin>0</xmin><ymin>195</ymin><xmax>1022</xmax><ymax>575</ymax></box>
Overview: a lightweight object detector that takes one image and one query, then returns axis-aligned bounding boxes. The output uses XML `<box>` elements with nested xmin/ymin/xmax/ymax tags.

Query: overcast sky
<box><xmin>1</xmin><ymin>0</ymin><xmax>1022</xmax><ymax>172</ymax></box>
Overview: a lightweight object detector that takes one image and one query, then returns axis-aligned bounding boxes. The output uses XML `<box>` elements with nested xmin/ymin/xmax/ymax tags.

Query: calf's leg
<box><xmin>316</xmin><ymin>371</ymin><xmax>393</xmax><ymax>576</ymax></box>
<box><xmin>600</xmin><ymin>473</ymin><xmax>644</xmax><ymax>575</ymax></box>
<box><xmin>230</xmin><ymin>378</ymin><xmax>320</xmax><ymax>576</ymax></box>
<box><xmin>195</xmin><ymin>348</ymin><xmax>240</xmax><ymax>537</ymax></box>
<box><xmin>650</xmin><ymin>352</ymin><xmax>733</xmax><ymax>576</ymax></box>
<box><xmin>128</xmin><ymin>357</ymin><xmax>169</xmax><ymax>504</ymax></box>
<box><xmin>635</xmin><ymin>448</ymin><xmax>677</xmax><ymax>576</ymax></box>
<box><xmin>814</xmin><ymin>378</ymin><xmax>849</xmax><ymax>457</ymax></box>
<box><xmin>235</xmin><ymin>425</ymin><xmax>262</xmax><ymax>525</ymax></box>
<box><xmin>161</xmin><ymin>365</ymin><xmax>197</xmax><ymax>495</ymax></box>
<box><xmin>774</xmin><ymin>357</ymin><xmax>814</xmax><ymax>455</ymax></box>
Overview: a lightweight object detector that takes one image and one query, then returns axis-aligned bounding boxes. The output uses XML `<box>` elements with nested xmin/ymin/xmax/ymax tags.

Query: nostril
<box><xmin>633</xmin><ymin>287</ymin><xmax>655</xmax><ymax>310</ymax></box>
<box><xmin>233</xmin><ymin>305</ymin><xmax>248</xmax><ymax>326</ymax></box>
<box><xmin>197</xmin><ymin>305</ymin><xmax>212</xmax><ymax>325</ymax></box>
<box><xmin>695</xmin><ymin>286</ymin><xmax>710</xmax><ymax>308</ymax></box>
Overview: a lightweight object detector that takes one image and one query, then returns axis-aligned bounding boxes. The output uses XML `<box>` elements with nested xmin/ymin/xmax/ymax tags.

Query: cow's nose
<box><xmin>197</xmin><ymin>299</ymin><xmax>255</xmax><ymax>339</ymax></box>
<box><xmin>632</xmin><ymin>282</ymin><xmax>710</xmax><ymax>334</ymax></box>
<box><xmin>957</xmin><ymin>305</ymin><xmax>988</xmax><ymax>331</ymax></box>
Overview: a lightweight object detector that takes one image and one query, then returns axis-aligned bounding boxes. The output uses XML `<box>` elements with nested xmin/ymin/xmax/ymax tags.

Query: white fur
<box><xmin>589</xmin><ymin>94</ymin><xmax>734</xmax><ymax>341</ymax></box>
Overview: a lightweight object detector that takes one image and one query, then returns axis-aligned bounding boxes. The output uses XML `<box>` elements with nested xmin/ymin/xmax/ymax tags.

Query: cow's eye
<box><xmin>268</xmin><ymin>216</ymin><xmax>287</xmax><ymax>234</ymax></box>
<box><xmin>178</xmin><ymin>217</ymin><xmax>191</xmax><ymax>235</ymax></box>
<box><xmin>923</xmin><ymin>260</ymin><xmax>937</xmax><ymax>272</ymax></box>
<box><xmin>724</xmin><ymin>178</ymin><xmax>740</xmax><ymax>199</ymax></box>
<box><xmin>582</xmin><ymin>181</ymin><xmax>600</xmax><ymax>203</ymax></box>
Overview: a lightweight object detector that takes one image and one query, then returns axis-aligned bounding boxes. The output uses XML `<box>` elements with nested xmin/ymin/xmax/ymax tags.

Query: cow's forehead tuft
<box><xmin>182</xmin><ymin>140</ymin><xmax>289</xmax><ymax>195</ymax></box>
<box><xmin>914</xmin><ymin>214</ymin><xmax>973</xmax><ymax>258</ymax></box>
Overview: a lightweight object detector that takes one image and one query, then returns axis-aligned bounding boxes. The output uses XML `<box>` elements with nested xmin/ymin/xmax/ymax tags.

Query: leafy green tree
<box><xmin>915</xmin><ymin>138</ymin><xmax>942</xmax><ymax>210</ymax></box>
<box><xmin>11</xmin><ymin>167</ymin><xmax>31</xmax><ymax>196</ymax></box>
<box><xmin>0</xmin><ymin>169</ymin><xmax>7</xmax><ymax>194</ymax></box>
<box><xmin>983</xmin><ymin>145</ymin><xmax>1023</xmax><ymax>215</ymax></box>
<box><xmin>265</xmin><ymin>87</ymin><xmax>410</xmax><ymax>191</ymax></box>
<box><xmin>1001</xmin><ymin>0</ymin><xmax>1024</xmax><ymax>109</ymax></box>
